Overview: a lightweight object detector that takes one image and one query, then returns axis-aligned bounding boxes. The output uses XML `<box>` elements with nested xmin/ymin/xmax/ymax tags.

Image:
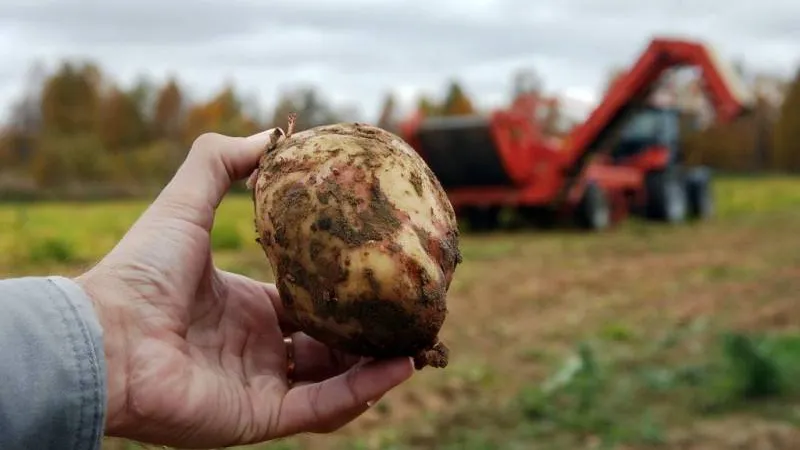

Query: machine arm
<box><xmin>554</xmin><ymin>37</ymin><xmax>755</xmax><ymax>205</ymax></box>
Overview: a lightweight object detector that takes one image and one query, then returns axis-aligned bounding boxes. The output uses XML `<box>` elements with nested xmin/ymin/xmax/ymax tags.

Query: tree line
<box><xmin>0</xmin><ymin>61</ymin><xmax>481</xmax><ymax>200</ymax></box>
<box><xmin>0</xmin><ymin>58</ymin><xmax>798</xmax><ymax>201</ymax></box>
<box><xmin>681</xmin><ymin>68</ymin><xmax>800</xmax><ymax>173</ymax></box>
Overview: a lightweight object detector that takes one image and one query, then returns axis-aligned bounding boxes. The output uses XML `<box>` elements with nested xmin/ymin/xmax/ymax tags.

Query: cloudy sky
<box><xmin>0</xmin><ymin>0</ymin><xmax>798</xmax><ymax>125</ymax></box>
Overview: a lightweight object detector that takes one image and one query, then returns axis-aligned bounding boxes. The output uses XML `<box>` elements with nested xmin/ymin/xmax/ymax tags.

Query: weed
<box><xmin>475</xmin><ymin>327</ymin><xmax>800</xmax><ymax>448</ymax></box>
<box><xmin>699</xmin><ymin>332</ymin><xmax>800</xmax><ymax>412</ymax></box>
<box><xmin>26</xmin><ymin>236</ymin><xmax>78</xmax><ymax>264</ymax></box>
<box><xmin>599</xmin><ymin>322</ymin><xmax>635</xmax><ymax>342</ymax></box>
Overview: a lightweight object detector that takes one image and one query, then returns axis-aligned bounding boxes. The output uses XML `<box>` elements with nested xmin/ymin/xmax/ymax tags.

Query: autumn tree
<box><xmin>0</xmin><ymin>57</ymin><xmax>367</xmax><ymax>198</ymax></box>
<box><xmin>270</xmin><ymin>95</ymin><xmax>299</xmax><ymax>130</ymax></box>
<box><xmin>152</xmin><ymin>77</ymin><xmax>185</xmax><ymax>141</ymax></box>
<box><xmin>24</xmin><ymin>61</ymin><xmax>113</xmax><ymax>189</ymax></box>
<box><xmin>40</xmin><ymin>62</ymin><xmax>102</xmax><ymax>135</ymax></box>
<box><xmin>416</xmin><ymin>95</ymin><xmax>440</xmax><ymax>117</ymax></box>
<box><xmin>96</xmin><ymin>86</ymin><xmax>150</xmax><ymax>151</ymax></box>
<box><xmin>441</xmin><ymin>80</ymin><xmax>475</xmax><ymax>116</ymax></box>
<box><xmin>270</xmin><ymin>86</ymin><xmax>343</xmax><ymax>131</ymax></box>
<box><xmin>772</xmin><ymin>68</ymin><xmax>800</xmax><ymax>172</ymax></box>
<box><xmin>130</xmin><ymin>77</ymin><xmax>156</xmax><ymax>116</ymax></box>
<box><xmin>206</xmin><ymin>85</ymin><xmax>249</xmax><ymax>133</ymax></box>
<box><xmin>0</xmin><ymin>62</ymin><xmax>46</xmax><ymax>166</ymax></box>
<box><xmin>183</xmin><ymin>84</ymin><xmax>259</xmax><ymax>145</ymax></box>
<box><xmin>750</xmin><ymin>96</ymin><xmax>776</xmax><ymax>171</ymax></box>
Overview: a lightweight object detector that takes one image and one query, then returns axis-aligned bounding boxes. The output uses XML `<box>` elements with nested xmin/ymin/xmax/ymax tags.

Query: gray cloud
<box><xmin>0</xmin><ymin>0</ymin><xmax>798</xmax><ymax>124</ymax></box>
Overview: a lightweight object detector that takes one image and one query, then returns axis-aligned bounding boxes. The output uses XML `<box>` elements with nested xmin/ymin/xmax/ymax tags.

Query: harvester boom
<box><xmin>553</xmin><ymin>37</ymin><xmax>755</xmax><ymax>208</ymax></box>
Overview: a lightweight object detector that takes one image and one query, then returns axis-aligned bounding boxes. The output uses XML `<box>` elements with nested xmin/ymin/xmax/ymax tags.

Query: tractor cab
<box><xmin>607</xmin><ymin>105</ymin><xmax>713</xmax><ymax>223</ymax></box>
<box><xmin>610</xmin><ymin>105</ymin><xmax>681</xmax><ymax>165</ymax></box>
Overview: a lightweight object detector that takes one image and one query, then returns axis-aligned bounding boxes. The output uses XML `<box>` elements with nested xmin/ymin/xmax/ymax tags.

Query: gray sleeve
<box><xmin>0</xmin><ymin>276</ymin><xmax>107</xmax><ymax>450</ymax></box>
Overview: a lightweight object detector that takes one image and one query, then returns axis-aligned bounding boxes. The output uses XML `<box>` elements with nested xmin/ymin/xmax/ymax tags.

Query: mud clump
<box><xmin>249</xmin><ymin>116</ymin><xmax>461</xmax><ymax>369</ymax></box>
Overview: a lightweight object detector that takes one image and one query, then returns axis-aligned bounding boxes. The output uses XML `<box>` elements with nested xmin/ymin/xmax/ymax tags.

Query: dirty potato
<box><xmin>249</xmin><ymin>118</ymin><xmax>461</xmax><ymax>369</ymax></box>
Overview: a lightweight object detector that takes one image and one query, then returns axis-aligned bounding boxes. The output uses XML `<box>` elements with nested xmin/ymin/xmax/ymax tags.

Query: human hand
<box><xmin>74</xmin><ymin>130</ymin><xmax>415</xmax><ymax>448</ymax></box>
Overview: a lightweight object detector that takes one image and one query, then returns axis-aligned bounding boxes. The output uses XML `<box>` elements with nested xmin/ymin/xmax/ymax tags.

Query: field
<box><xmin>2</xmin><ymin>176</ymin><xmax>800</xmax><ymax>449</ymax></box>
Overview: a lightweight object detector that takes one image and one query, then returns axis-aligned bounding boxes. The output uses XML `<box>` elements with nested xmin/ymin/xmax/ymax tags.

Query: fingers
<box><xmin>274</xmin><ymin>357</ymin><xmax>414</xmax><ymax>437</ymax></box>
<box><xmin>151</xmin><ymin>129</ymin><xmax>277</xmax><ymax>230</ymax></box>
<box><xmin>289</xmin><ymin>333</ymin><xmax>363</xmax><ymax>383</ymax></box>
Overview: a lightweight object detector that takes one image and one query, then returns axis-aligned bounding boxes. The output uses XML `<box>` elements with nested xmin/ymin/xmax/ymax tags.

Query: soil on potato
<box><xmin>253</xmin><ymin>123</ymin><xmax>460</xmax><ymax>368</ymax></box>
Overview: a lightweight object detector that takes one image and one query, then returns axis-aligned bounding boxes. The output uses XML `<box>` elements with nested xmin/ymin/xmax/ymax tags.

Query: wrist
<box><xmin>74</xmin><ymin>269</ymin><xmax>131</xmax><ymax>437</ymax></box>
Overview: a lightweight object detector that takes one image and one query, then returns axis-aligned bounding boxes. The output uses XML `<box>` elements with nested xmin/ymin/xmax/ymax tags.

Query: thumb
<box><xmin>149</xmin><ymin>129</ymin><xmax>279</xmax><ymax>230</ymax></box>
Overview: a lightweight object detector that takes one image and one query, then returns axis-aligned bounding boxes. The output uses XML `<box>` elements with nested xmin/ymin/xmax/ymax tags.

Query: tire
<box><xmin>645</xmin><ymin>168</ymin><xmax>688</xmax><ymax>224</ymax></box>
<box><xmin>576</xmin><ymin>183</ymin><xmax>611</xmax><ymax>231</ymax></box>
<box><xmin>465</xmin><ymin>206</ymin><xmax>501</xmax><ymax>232</ymax></box>
<box><xmin>518</xmin><ymin>206</ymin><xmax>558</xmax><ymax>229</ymax></box>
<box><xmin>685</xmin><ymin>167</ymin><xmax>714</xmax><ymax>220</ymax></box>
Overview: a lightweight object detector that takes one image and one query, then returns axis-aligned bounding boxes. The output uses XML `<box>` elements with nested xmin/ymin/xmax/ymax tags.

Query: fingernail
<box><xmin>362</xmin><ymin>356</ymin><xmax>415</xmax><ymax>380</ymax></box>
<box><xmin>245</xmin><ymin>128</ymin><xmax>278</xmax><ymax>143</ymax></box>
<box><xmin>367</xmin><ymin>393</ymin><xmax>385</xmax><ymax>407</ymax></box>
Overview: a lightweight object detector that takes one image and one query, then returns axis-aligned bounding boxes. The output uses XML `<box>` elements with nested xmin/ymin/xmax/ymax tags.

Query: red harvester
<box><xmin>399</xmin><ymin>37</ymin><xmax>755</xmax><ymax>231</ymax></box>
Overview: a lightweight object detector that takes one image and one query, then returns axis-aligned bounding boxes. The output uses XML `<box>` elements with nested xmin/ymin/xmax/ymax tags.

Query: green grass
<box><xmin>712</xmin><ymin>175</ymin><xmax>800</xmax><ymax>217</ymax></box>
<box><xmin>1</xmin><ymin>175</ymin><xmax>796</xmax><ymax>272</ymax></box>
<box><xmin>2</xmin><ymin>174</ymin><xmax>800</xmax><ymax>449</ymax></box>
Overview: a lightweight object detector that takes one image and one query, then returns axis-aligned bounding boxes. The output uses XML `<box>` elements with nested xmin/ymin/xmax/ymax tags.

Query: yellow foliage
<box><xmin>181</xmin><ymin>86</ymin><xmax>260</xmax><ymax>145</ymax></box>
<box><xmin>442</xmin><ymin>81</ymin><xmax>475</xmax><ymax>116</ymax></box>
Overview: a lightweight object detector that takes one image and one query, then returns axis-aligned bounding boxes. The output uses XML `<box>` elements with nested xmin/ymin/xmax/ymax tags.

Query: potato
<box><xmin>249</xmin><ymin>116</ymin><xmax>461</xmax><ymax>369</ymax></box>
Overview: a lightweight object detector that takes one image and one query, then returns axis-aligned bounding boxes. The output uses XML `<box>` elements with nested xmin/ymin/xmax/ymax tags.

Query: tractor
<box><xmin>399</xmin><ymin>36</ymin><xmax>755</xmax><ymax>232</ymax></box>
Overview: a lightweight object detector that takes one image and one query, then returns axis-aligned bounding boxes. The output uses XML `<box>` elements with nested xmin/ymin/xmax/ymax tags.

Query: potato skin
<box><xmin>252</xmin><ymin>123</ymin><xmax>461</xmax><ymax>369</ymax></box>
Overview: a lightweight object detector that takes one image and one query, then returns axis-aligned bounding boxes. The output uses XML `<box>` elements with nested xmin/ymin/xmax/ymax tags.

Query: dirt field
<box><xmin>1</xmin><ymin>176</ymin><xmax>799</xmax><ymax>449</ymax></box>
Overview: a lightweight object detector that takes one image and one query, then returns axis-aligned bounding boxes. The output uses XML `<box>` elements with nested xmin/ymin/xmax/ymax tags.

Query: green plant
<box><xmin>700</xmin><ymin>332</ymin><xmax>800</xmax><ymax>412</ymax></box>
<box><xmin>211</xmin><ymin>222</ymin><xmax>243</xmax><ymax>251</ymax></box>
<box><xmin>27</xmin><ymin>236</ymin><xmax>77</xmax><ymax>264</ymax></box>
<box><xmin>722</xmin><ymin>333</ymin><xmax>784</xmax><ymax>399</ymax></box>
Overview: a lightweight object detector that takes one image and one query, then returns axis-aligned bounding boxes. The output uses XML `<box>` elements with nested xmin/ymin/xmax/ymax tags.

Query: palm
<box><xmin>118</xmin><ymin>263</ymin><xmax>289</xmax><ymax>446</ymax></box>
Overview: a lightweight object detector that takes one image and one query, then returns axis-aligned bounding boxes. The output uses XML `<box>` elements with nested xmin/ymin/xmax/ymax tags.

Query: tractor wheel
<box><xmin>518</xmin><ymin>206</ymin><xmax>558</xmax><ymax>230</ymax></box>
<box><xmin>645</xmin><ymin>168</ymin><xmax>688</xmax><ymax>224</ymax></box>
<box><xmin>575</xmin><ymin>183</ymin><xmax>610</xmax><ymax>231</ymax></box>
<box><xmin>685</xmin><ymin>167</ymin><xmax>714</xmax><ymax>220</ymax></box>
<box><xmin>465</xmin><ymin>206</ymin><xmax>501</xmax><ymax>232</ymax></box>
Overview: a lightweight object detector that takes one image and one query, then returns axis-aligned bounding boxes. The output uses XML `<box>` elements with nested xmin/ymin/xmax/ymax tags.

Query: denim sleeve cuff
<box><xmin>0</xmin><ymin>276</ymin><xmax>107</xmax><ymax>450</ymax></box>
